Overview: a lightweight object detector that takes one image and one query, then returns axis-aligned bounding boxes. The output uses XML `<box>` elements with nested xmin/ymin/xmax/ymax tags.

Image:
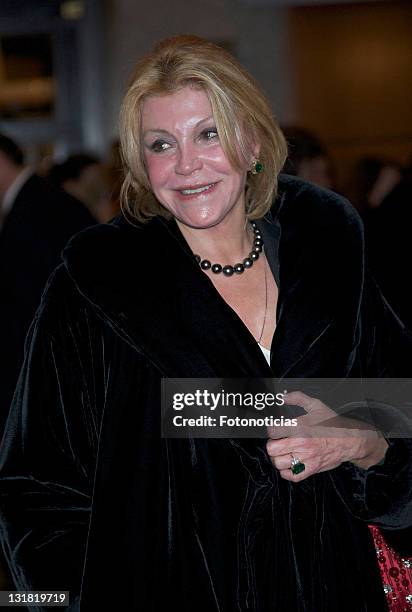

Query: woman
<box><xmin>0</xmin><ymin>35</ymin><xmax>411</xmax><ymax>612</ymax></box>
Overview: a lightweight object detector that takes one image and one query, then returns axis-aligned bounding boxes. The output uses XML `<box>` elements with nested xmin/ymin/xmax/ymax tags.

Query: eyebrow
<box><xmin>143</xmin><ymin>116</ymin><xmax>215</xmax><ymax>137</ymax></box>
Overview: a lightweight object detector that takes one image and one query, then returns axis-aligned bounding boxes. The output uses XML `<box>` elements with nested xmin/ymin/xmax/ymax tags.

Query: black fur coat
<box><xmin>1</xmin><ymin>176</ymin><xmax>411</xmax><ymax>611</ymax></box>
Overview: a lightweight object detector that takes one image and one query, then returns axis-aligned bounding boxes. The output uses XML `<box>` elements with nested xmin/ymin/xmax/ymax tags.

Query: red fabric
<box><xmin>369</xmin><ymin>526</ymin><xmax>412</xmax><ymax>611</ymax></box>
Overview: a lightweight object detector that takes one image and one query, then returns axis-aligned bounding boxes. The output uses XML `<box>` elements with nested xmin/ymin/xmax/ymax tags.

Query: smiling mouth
<box><xmin>178</xmin><ymin>183</ymin><xmax>216</xmax><ymax>195</ymax></box>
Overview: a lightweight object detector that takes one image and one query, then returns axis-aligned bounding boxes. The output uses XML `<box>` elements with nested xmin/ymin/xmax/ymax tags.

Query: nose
<box><xmin>175</xmin><ymin>142</ymin><xmax>202</xmax><ymax>175</ymax></box>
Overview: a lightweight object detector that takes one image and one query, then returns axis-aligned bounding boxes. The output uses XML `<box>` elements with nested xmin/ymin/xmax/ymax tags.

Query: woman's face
<box><xmin>141</xmin><ymin>86</ymin><xmax>251</xmax><ymax>229</ymax></box>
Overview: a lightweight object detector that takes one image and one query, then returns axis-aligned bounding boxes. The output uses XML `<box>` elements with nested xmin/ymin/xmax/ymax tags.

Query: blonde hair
<box><xmin>119</xmin><ymin>35</ymin><xmax>287</xmax><ymax>222</ymax></box>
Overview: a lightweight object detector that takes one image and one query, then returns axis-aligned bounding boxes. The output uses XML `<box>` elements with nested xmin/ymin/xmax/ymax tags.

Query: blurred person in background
<box><xmin>282</xmin><ymin>126</ymin><xmax>335</xmax><ymax>190</ymax></box>
<box><xmin>356</xmin><ymin>157</ymin><xmax>412</xmax><ymax>329</ymax></box>
<box><xmin>354</xmin><ymin>157</ymin><xmax>403</xmax><ymax>214</ymax></box>
<box><xmin>0</xmin><ymin>134</ymin><xmax>97</xmax><ymax>434</ymax></box>
<box><xmin>49</xmin><ymin>153</ymin><xmax>112</xmax><ymax>222</ymax></box>
<box><xmin>105</xmin><ymin>139</ymin><xmax>123</xmax><ymax>216</ymax></box>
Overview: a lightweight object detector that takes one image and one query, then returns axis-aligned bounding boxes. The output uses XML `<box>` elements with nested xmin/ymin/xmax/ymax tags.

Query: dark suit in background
<box><xmin>0</xmin><ymin>173</ymin><xmax>97</xmax><ymax>433</ymax></box>
<box><xmin>364</xmin><ymin>178</ymin><xmax>412</xmax><ymax>331</ymax></box>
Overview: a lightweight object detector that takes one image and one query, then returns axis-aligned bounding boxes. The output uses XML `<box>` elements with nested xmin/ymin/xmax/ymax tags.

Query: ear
<box><xmin>250</xmin><ymin>142</ymin><xmax>261</xmax><ymax>163</ymax></box>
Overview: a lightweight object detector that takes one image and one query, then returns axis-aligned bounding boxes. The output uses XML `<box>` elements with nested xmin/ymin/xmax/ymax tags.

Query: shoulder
<box><xmin>63</xmin><ymin>215</ymin><xmax>127</xmax><ymax>253</ymax></box>
<box><xmin>35</xmin><ymin>216</ymin><xmax>150</xmax><ymax>336</ymax></box>
<box><xmin>63</xmin><ymin>214</ymin><xmax>143</xmax><ymax>255</ymax></box>
<box><xmin>61</xmin><ymin>214</ymin><xmax>158</xmax><ymax>287</ymax></box>
<box><xmin>270</xmin><ymin>176</ymin><xmax>365</xmax><ymax>277</ymax></box>
<box><xmin>31</xmin><ymin>263</ymin><xmax>98</xmax><ymax>342</ymax></box>
<box><xmin>271</xmin><ymin>175</ymin><xmax>364</xmax><ymax>261</ymax></box>
<box><xmin>276</xmin><ymin>174</ymin><xmax>363</xmax><ymax>235</ymax></box>
<box><xmin>60</xmin><ymin>216</ymin><xmax>138</xmax><ymax>290</ymax></box>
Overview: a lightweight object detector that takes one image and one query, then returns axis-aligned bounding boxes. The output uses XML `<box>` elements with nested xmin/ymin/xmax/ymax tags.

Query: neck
<box><xmin>177</xmin><ymin>211</ymin><xmax>253</xmax><ymax>264</ymax></box>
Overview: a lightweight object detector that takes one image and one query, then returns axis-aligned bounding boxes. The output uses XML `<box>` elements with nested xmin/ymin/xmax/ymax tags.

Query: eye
<box><xmin>200</xmin><ymin>128</ymin><xmax>219</xmax><ymax>142</ymax></box>
<box><xmin>149</xmin><ymin>140</ymin><xmax>172</xmax><ymax>153</ymax></box>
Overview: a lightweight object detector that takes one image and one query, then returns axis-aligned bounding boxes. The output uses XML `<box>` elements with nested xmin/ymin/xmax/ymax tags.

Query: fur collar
<box><xmin>62</xmin><ymin>176</ymin><xmax>364</xmax><ymax>378</ymax></box>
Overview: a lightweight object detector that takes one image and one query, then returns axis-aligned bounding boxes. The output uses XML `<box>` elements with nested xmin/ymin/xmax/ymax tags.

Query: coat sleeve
<box><xmin>0</xmin><ymin>269</ymin><xmax>102</xmax><ymax>610</ymax></box>
<box><xmin>329</xmin><ymin>272</ymin><xmax>412</xmax><ymax>533</ymax></box>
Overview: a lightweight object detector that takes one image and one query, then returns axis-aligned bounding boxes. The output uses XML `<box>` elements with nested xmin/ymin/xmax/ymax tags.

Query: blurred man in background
<box><xmin>282</xmin><ymin>126</ymin><xmax>335</xmax><ymax>190</ymax></box>
<box><xmin>49</xmin><ymin>153</ymin><xmax>112</xmax><ymax>222</ymax></box>
<box><xmin>358</xmin><ymin>157</ymin><xmax>412</xmax><ymax>329</ymax></box>
<box><xmin>0</xmin><ymin>134</ymin><xmax>97</xmax><ymax>434</ymax></box>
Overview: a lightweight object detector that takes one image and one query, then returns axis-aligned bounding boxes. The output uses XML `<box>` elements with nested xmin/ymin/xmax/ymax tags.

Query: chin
<box><xmin>176</xmin><ymin>206</ymin><xmax>224</xmax><ymax>230</ymax></box>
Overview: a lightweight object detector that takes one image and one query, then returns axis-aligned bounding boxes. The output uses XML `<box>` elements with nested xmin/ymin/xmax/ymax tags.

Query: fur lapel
<box><xmin>63</xmin><ymin>215</ymin><xmax>272</xmax><ymax>377</ymax></box>
<box><xmin>62</xmin><ymin>176</ymin><xmax>364</xmax><ymax>378</ymax></box>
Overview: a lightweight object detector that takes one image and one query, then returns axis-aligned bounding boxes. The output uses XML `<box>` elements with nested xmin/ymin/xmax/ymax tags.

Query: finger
<box><xmin>294</xmin><ymin>400</ymin><xmax>337</xmax><ymax>429</ymax></box>
<box><xmin>278</xmin><ymin>467</ymin><xmax>312</xmax><ymax>482</ymax></box>
<box><xmin>266</xmin><ymin>436</ymin><xmax>307</xmax><ymax>457</ymax></box>
<box><xmin>270</xmin><ymin>452</ymin><xmax>301</xmax><ymax>471</ymax></box>
<box><xmin>283</xmin><ymin>391</ymin><xmax>314</xmax><ymax>411</ymax></box>
<box><xmin>285</xmin><ymin>392</ymin><xmax>332</xmax><ymax>422</ymax></box>
<box><xmin>267</xmin><ymin>422</ymin><xmax>301</xmax><ymax>439</ymax></box>
<box><xmin>267</xmin><ymin>392</ymin><xmax>322</xmax><ymax>441</ymax></box>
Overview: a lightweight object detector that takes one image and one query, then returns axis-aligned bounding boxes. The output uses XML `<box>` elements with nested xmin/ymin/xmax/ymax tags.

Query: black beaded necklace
<box><xmin>194</xmin><ymin>222</ymin><xmax>263</xmax><ymax>277</ymax></box>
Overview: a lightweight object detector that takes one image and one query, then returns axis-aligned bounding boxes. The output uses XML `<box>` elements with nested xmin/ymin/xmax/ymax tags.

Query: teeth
<box><xmin>181</xmin><ymin>184</ymin><xmax>213</xmax><ymax>195</ymax></box>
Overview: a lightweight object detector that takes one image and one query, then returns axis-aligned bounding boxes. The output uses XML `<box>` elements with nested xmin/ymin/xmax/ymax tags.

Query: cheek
<box><xmin>207</xmin><ymin>147</ymin><xmax>249</xmax><ymax>184</ymax></box>
<box><xmin>229</xmin><ymin>168</ymin><xmax>248</xmax><ymax>193</ymax></box>
<box><xmin>207</xmin><ymin>148</ymin><xmax>233</xmax><ymax>173</ymax></box>
<box><xmin>144</xmin><ymin>156</ymin><xmax>171</xmax><ymax>190</ymax></box>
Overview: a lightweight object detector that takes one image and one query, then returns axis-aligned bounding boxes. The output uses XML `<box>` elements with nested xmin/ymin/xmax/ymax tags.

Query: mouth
<box><xmin>176</xmin><ymin>182</ymin><xmax>217</xmax><ymax>196</ymax></box>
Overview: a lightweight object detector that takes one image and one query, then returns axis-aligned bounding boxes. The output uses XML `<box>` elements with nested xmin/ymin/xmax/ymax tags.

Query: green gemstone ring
<box><xmin>290</xmin><ymin>455</ymin><xmax>306</xmax><ymax>475</ymax></box>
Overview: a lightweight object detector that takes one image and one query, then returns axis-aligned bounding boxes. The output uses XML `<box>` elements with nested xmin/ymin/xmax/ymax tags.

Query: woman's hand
<box><xmin>266</xmin><ymin>391</ymin><xmax>389</xmax><ymax>482</ymax></box>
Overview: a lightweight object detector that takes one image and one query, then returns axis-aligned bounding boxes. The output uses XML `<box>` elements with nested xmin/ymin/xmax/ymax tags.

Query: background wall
<box><xmin>105</xmin><ymin>0</ymin><xmax>296</xmax><ymax>138</ymax></box>
<box><xmin>288</xmin><ymin>1</ymin><xmax>412</xmax><ymax>193</ymax></box>
<box><xmin>0</xmin><ymin>0</ymin><xmax>411</xmax><ymax>197</ymax></box>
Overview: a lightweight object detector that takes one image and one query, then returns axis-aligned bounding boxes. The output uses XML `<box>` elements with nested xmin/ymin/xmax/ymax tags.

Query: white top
<box><xmin>258</xmin><ymin>343</ymin><xmax>271</xmax><ymax>365</ymax></box>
